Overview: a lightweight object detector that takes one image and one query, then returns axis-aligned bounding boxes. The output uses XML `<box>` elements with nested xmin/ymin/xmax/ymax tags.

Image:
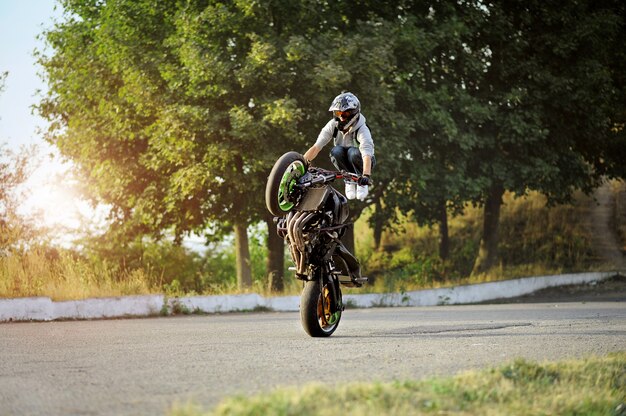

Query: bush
<box><xmin>355</xmin><ymin>191</ymin><xmax>603</xmax><ymax>293</ymax></box>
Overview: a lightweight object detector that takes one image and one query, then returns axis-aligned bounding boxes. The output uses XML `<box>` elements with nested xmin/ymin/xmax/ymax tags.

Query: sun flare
<box><xmin>20</xmin><ymin>161</ymin><xmax>109</xmax><ymax>245</ymax></box>
<box><xmin>28</xmin><ymin>181</ymin><xmax>83</xmax><ymax>229</ymax></box>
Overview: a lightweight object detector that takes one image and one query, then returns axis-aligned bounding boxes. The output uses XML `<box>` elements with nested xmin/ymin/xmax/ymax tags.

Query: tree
<box><xmin>37</xmin><ymin>1</ymin><xmax>404</xmax><ymax>291</ymax></box>
<box><xmin>40</xmin><ymin>0</ymin><xmax>624</xmax><ymax>286</ymax></box>
<box><xmin>465</xmin><ymin>0</ymin><xmax>626</xmax><ymax>274</ymax></box>
<box><xmin>1</xmin><ymin>73</ymin><xmax>40</xmax><ymax>249</ymax></box>
<box><xmin>386</xmin><ymin>3</ymin><xmax>489</xmax><ymax>261</ymax></box>
<box><xmin>366</xmin><ymin>1</ymin><xmax>625</xmax><ymax>278</ymax></box>
<box><xmin>0</xmin><ymin>143</ymin><xmax>39</xmax><ymax>250</ymax></box>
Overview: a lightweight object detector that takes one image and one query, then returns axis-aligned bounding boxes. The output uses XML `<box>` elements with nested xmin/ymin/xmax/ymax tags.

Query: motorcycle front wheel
<box><xmin>300</xmin><ymin>279</ymin><xmax>342</xmax><ymax>337</ymax></box>
<box><xmin>265</xmin><ymin>151</ymin><xmax>307</xmax><ymax>217</ymax></box>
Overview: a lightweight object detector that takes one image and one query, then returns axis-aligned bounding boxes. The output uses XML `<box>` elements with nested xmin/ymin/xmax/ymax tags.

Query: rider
<box><xmin>303</xmin><ymin>92</ymin><xmax>375</xmax><ymax>201</ymax></box>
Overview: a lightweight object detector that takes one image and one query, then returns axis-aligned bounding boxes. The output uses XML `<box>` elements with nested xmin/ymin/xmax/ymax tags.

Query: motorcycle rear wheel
<box><xmin>300</xmin><ymin>279</ymin><xmax>342</xmax><ymax>337</ymax></box>
<box><xmin>265</xmin><ymin>151</ymin><xmax>307</xmax><ymax>217</ymax></box>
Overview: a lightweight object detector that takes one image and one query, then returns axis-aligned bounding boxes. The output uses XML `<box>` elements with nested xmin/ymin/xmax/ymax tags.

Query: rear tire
<box><xmin>300</xmin><ymin>279</ymin><xmax>342</xmax><ymax>337</ymax></box>
<box><xmin>265</xmin><ymin>152</ymin><xmax>307</xmax><ymax>217</ymax></box>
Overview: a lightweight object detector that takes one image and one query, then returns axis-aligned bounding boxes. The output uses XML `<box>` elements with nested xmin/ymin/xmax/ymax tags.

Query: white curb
<box><xmin>0</xmin><ymin>297</ymin><xmax>53</xmax><ymax>321</ymax></box>
<box><xmin>52</xmin><ymin>295</ymin><xmax>164</xmax><ymax>320</ymax></box>
<box><xmin>345</xmin><ymin>271</ymin><xmax>618</xmax><ymax>308</ymax></box>
<box><xmin>0</xmin><ymin>271</ymin><xmax>619</xmax><ymax>322</ymax></box>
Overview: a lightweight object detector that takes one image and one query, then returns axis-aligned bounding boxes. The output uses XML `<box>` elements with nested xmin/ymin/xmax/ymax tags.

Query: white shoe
<box><xmin>356</xmin><ymin>185</ymin><xmax>368</xmax><ymax>200</ymax></box>
<box><xmin>345</xmin><ymin>182</ymin><xmax>357</xmax><ymax>200</ymax></box>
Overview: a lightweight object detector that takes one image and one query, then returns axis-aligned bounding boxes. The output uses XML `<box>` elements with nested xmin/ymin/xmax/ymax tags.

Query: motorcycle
<box><xmin>265</xmin><ymin>151</ymin><xmax>367</xmax><ymax>337</ymax></box>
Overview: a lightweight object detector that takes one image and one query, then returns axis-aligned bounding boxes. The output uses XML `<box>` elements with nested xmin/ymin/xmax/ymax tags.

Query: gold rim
<box><xmin>317</xmin><ymin>286</ymin><xmax>336</xmax><ymax>329</ymax></box>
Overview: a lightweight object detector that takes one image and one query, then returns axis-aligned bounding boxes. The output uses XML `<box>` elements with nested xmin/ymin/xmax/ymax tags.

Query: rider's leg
<box><xmin>346</xmin><ymin>147</ymin><xmax>363</xmax><ymax>174</ymax></box>
<box><xmin>329</xmin><ymin>145</ymin><xmax>351</xmax><ymax>171</ymax></box>
<box><xmin>330</xmin><ymin>146</ymin><xmax>357</xmax><ymax>200</ymax></box>
<box><xmin>346</xmin><ymin>147</ymin><xmax>370</xmax><ymax>200</ymax></box>
<box><xmin>346</xmin><ymin>148</ymin><xmax>377</xmax><ymax>173</ymax></box>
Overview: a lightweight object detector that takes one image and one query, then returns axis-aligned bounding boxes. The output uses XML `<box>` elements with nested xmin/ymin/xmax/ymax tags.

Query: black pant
<box><xmin>329</xmin><ymin>145</ymin><xmax>376</xmax><ymax>175</ymax></box>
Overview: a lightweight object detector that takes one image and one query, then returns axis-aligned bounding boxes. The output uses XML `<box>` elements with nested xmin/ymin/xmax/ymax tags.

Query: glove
<box><xmin>358</xmin><ymin>174</ymin><xmax>370</xmax><ymax>186</ymax></box>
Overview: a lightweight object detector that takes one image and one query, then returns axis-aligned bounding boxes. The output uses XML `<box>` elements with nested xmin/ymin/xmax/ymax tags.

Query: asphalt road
<box><xmin>1</xmin><ymin>301</ymin><xmax>625</xmax><ymax>415</ymax></box>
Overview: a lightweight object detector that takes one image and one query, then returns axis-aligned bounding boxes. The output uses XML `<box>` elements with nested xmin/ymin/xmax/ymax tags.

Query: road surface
<box><xmin>1</xmin><ymin>299</ymin><xmax>624</xmax><ymax>415</ymax></box>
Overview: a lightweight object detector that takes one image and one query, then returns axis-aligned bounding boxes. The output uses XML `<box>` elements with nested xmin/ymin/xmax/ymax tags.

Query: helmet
<box><xmin>328</xmin><ymin>92</ymin><xmax>360</xmax><ymax>131</ymax></box>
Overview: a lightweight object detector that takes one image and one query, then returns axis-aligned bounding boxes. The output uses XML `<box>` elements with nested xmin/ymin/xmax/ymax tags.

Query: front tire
<box><xmin>300</xmin><ymin>279</ymin><xmax>342</xmax><ymax>337</ymax></box>
<box><xmin>265</xmin><ymin>151</ymin><xmax>307</xmax><ymax>217</ymax></box>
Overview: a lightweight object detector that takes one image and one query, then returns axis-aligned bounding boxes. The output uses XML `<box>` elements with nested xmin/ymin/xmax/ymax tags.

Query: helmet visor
<box><xmin>333</xmin><ymin>109</ymin><xmax>357</xmax><ymax>120</ymax></box>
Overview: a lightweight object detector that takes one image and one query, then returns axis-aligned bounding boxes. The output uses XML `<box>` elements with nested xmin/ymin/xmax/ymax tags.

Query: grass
<box><xmin>0</xmin><ymin>248</ymin><xmax>160</xmax><ymax>301</ymax></box>
<box><xmin>0</xmin><ymin>246</ymin><xmax>307</xmax><ymax>301</ymax></box>
<box><xmin>168</xmin><ymin>352</ymin><xmax>626</xmax><ymax>416</ymax></box>
<box><xmin>0</xmin><ymin>248</ymin><xmax>305</xmax><ymax>301</ymax></box>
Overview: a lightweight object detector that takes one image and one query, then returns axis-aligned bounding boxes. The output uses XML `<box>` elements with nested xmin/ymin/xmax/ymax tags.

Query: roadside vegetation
<box><xmin>168</xmin><ymin>352</ymin><xmax>626</xmax><ymax>416</ymax></box>
<box><xmin>2</xmin><ymin>185</ymin><xmax>624</xmax><ymax>301</ymax></box>
<box><xmin>352</xmin><ymin>189</ymin><xmax>613</xmax><ymax>295</ymax></box>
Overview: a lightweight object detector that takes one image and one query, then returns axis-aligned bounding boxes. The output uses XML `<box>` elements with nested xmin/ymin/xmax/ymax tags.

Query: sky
<box><xmin>0</xmin><ymin>0</ymin><xmax>60</xmax><ymax>149</ymax></box>
<box><xmin>0</xmin><ymin>0</ymin><xmax>107</xmax><ymax>244</ymax></box>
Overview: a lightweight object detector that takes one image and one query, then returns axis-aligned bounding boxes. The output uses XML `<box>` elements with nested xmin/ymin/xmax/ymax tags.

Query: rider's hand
<box><xmin>358</xmin><ymin>174</ymin><xmax>370</xmax><ymax>186</ymax></box>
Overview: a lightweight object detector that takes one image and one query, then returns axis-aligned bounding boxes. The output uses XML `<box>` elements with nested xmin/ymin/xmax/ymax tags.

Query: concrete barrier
<box><xmin>167</xmin><ymin>293</ymin><xmax>266</xmax><ymax>314</ymax></box>
<box><xmin>345</xmin><ymin>271</ymin><xmax>619</xmax><ymax>308</ymax></box>
<box><xmin>0</xmin><ymin>295</ymin><xmax>165</xmax><ymax>322</ymax></box>
<box><xmin>0</xmin><ymin>271</ymin><xmax>619</xmax><ymax>322</ymax></box>
<box><xmin>52</xmin><ymin>295</ymin><xmax>164</xmax><ymax>320</ymax></box>
<box><xmin>0</xmin><ymin>297</ymin><xmax>53</xmax><ymax>321</ymax></box>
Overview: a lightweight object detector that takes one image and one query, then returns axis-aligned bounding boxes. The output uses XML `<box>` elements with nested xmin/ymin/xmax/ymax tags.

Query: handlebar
<box><xmin>296</xmin><ymin>167</ymin><xmax>362</xmax><ymax>189</ymax></box>
<box><xmin>309</xmin><ymin>167</ymin><xmax>360</xmax><ymax>181</ymax></box>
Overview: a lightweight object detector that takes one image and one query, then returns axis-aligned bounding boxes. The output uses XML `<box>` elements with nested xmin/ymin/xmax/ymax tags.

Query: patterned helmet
<box><xmin>328</xmin><ymin>92</ymin><xmax>361</xmax><ymax>131</ymax></box>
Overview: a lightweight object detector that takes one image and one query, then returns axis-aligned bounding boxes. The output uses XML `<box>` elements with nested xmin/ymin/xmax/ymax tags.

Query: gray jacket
<box><xmin>313</xmin><ymin>114</ymin><xmax>374</xmax><ymax>157</ymax></box>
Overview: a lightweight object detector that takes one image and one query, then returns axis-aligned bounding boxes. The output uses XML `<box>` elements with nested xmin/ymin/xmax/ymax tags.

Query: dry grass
<box><xmin>0</xmin><ymin>247</ymin><xmax>306</xmax><ymax>300</ymax></box>
<box><xmin>354</xmin><ymin>189</ymin><xmax>606</xmax><ymax>294</ymax></box>
<box><xmin>0</xmin><ymin>249</ymin><xmax>158</xmax><ymax>301</ymax></box>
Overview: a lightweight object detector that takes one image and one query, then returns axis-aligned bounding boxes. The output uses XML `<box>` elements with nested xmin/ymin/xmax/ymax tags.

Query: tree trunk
<box><xmin>373</xmin><ymin>199</ymin><xmax>384</xmax><ymax>250</ymax></box>
<box><xmin>234</xmin><ymin>222</ymin><xmax>252</xmax><ymax>289</ymax></box>
<box><xmin>265</xmin><ymin>215</ymin><xmax>284</xmax><ymax>292</ymax></box>
<box><xmin>438</xmin><ymin>200</ymin><xmax>450</xmax><ymax>261</ymax></box>
<box><xmin>471</xmin><ymin>183</ymin><xmax>505</xmax><ymax>276</ymax></box>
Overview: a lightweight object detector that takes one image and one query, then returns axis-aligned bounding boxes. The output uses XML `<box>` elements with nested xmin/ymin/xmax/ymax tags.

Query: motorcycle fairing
<box><xmin>295</xmin><ymin>186</ymin><xmax>331</xmax><ymax>211</ymax></box>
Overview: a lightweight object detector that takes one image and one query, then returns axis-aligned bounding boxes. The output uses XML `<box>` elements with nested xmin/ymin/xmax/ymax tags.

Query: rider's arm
<box><xmin>357</xmin><ymin>123</ymin><xmax>374</xmax><ymax>176</ymax></box>
<box><xmin>304</xmin><ymin>145</ymin><xmax>322</xmax><ymax>163</ymax></box>
<box><xmin>362</xmin><ymin>155</ymin><xmax>372</xmax><ymax>176</ymax></box>
<box><xmin>305</xmin><ymin>119</ymin><xmax>335</xmax><ymax>163</ymax></box>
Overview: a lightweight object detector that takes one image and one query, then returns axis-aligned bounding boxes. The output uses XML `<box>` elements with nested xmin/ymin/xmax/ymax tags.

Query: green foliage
<box><xmin>37</xmin><ymin>0</ymin><xmax>402</xmax><ymax>241</ymax></box>
<box><xmin>88</xmin><ymin>223</ymin><xmax>297</xmax><ymax>296</ymax></box>
<box><xmin>367</xmin><ymin>249</ymin><xmax>444</xmax><ymax>291</ymax></box>
<box><xmin>497</xmin><ymin>193</ymin><xmax>596</xmax><ymax>270</ymax></box>
<box><xmin>381</xmin><ymin>0</ymin><xmax>626</xmax><ymax>274</ymax></box>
